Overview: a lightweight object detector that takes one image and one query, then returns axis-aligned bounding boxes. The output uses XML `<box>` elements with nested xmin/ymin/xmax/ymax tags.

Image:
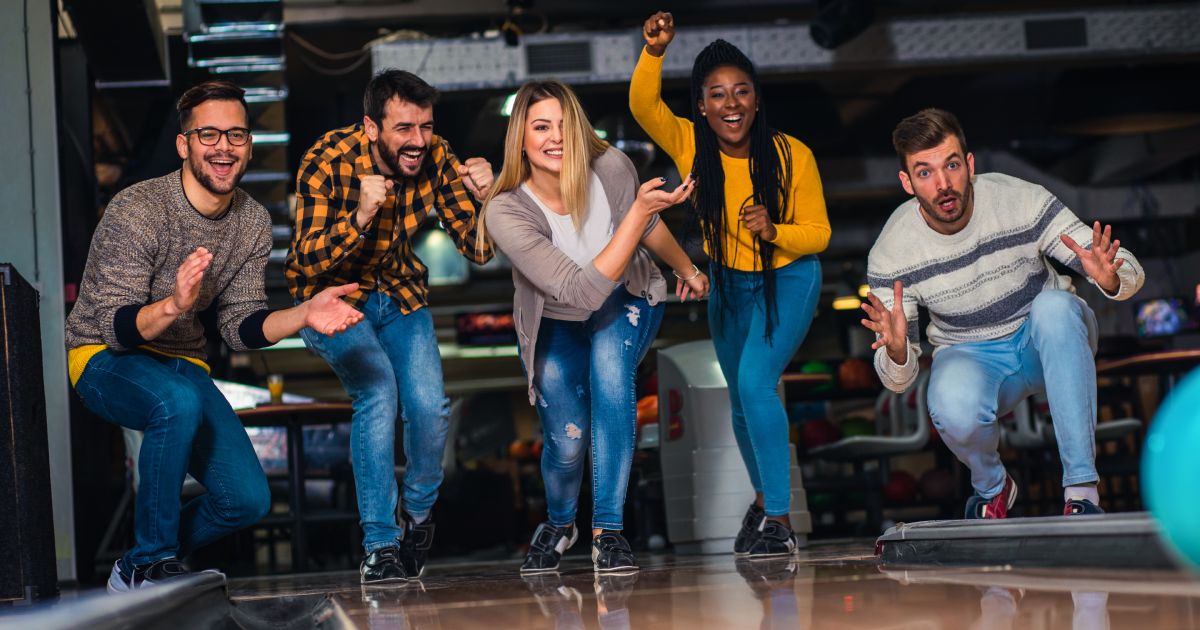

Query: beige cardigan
<box><xmin>483</xmin><ymin>147</ymin><xmax>668</xmax><ymax>405</ymax></box>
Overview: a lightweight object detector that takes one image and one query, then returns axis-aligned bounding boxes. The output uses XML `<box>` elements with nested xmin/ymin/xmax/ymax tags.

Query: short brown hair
<box><xmin>177</xmin><ymin>81</ymin><xmax>248</xmax><ymax>131</ymax></box>
<box><xmin>892</xmin><ymin>108</ymin><xmax>968</xmax><ymax>172</ymax></box>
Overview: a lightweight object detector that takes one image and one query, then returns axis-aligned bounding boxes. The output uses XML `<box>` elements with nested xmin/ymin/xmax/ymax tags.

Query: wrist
<box><xmin>672</xmin><ymin>263</ymin><xmax>701</xmax><ymax>281</ymax></box>
<box><xmin>886</xmin><ymin>340</ymin><xmax>908</xmax><ymax>365</ymax></box>
<box><xmin>162</xmin><ymin>299</ymin><xmax>182</xmax><ymax>318</ymax></box>
<box><xmin>1097</xmin><ymin>272</ymin><xmax>1120</xmax><ymax>294</ymax></box>
<box><xmin>645</xmin><ymin>44</ymin><xmax>666</xmax><ymax>57</ymax></box>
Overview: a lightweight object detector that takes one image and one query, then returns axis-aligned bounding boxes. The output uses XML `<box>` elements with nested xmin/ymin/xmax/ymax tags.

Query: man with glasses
<box><xmin>286</xmin><ymin>70</ymin><xmax>493</xmax><ymax>584</ymax></box>
<box><xmin>67</xmin><ymin>81</ymin><xmax>365</xmax><ymax>592</ymax></box>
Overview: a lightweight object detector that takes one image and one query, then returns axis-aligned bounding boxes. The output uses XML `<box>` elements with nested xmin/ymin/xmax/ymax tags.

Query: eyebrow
<box><xmin>529</xmin><ymin>118</ymin><xmax>554</xmax><ymax>124</ymax></box>
<box><xmin>392</xmin><ymin>120</ymin><xmax>434</xmax><ymax>129</ymax></box>
<box><xmin>707</xmin><ymin>82</ymin><xmax>751</xmax><ymax>90</ymax></box>
<box><xmin>912</xmin><ymin>152</ymin><xmax>962</xmax><ymax>168</ymax></box>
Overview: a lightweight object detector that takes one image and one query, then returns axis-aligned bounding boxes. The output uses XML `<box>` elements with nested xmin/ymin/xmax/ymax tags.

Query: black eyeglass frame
<box><xmin>182</xmin><ymin>126</ymin><xmax>253</xmax><ymax>146</ymax></box>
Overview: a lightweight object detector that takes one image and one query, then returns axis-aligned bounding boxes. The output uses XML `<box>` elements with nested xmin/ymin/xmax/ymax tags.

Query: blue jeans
<box><xmin>74</xmin><ymin>350</ymin><xmax>270</xmax><ymax>568</ymax></box>
<box><xmin>299</xmin><ymin>292</ymin><xmax>450</xmax><ymax>552</ymax></box>
<box><xmin>927</xmin><ymin>290</ymin><xmax>1100</xmax><ymax>499</ymax></box>
<box><xmin>709</xmin><ymin>256</ymin><xmax>822</xmax><ymax>517</ymax></box>
<box><xmin>528</xmin><ymin>289</ymin><xmax>664</xmax><ymax>531</ymax></box>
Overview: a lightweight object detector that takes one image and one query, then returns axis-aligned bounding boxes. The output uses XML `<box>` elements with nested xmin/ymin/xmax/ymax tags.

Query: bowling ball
<box><xmin>508</xmin><ymin>439</ymin><xmax>531</xmax><ymax>461</ymax></box>
<box><xmin>919</xmin><ymin>468</ymin><xmax>955</xmax><ymax>502</ymax></box>
<box><xmin>636</xmin><ymin>395</ymin><xmax>659</xmax><ymax>424</ymax></box>
<box><xmin>840</xmin><ymin>416</ymin><xmax>874</xmax><ymax>437</ymax></box>
<box><xmin>837</xmin><ymin>358</ymin><xmax>876</xmax><ymax>390</ymax></box>
<box><xmin>883</xmin><ymin>470</ymin><xmax>919</xmax><ymax>504</ymax></box>
<box><xmin>1143</xmin><ymin>368</ymin><xmax>1200</xmax><ymax>572</ymax></box>
<box><xmin>802</xmin><ymin>419</ymin><xmax>841</xmax><ymax>450</ymax></box>
<box><xmin>800</xmin><ymin>360</ymin><xmax>835</xmax><ymax>392</ymax></box>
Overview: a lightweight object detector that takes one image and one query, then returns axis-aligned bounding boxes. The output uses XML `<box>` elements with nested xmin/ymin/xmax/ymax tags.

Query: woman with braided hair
<box><xmin>630</xmin><ymin>11</ymin><xmax>831</xmax><ymax>557</ymax></box>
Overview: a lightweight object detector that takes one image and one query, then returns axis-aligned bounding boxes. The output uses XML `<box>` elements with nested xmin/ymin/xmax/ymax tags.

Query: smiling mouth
<box><xmin>397</xmin><ymin>148</ymin><xmax>425</xmax><ymax>167</ymax></box>
<box><xmin>720</xmin><ymin>114</ymin><xmax>745</xmax><ymax>128</ymax></box>
<box><xmin>208</xmin><ymin>157</ymin><xmax>237</xmax><ymax>177</ymax></box>
<box><xmin>544</xmin><ymin>148</ymin><xmax>563</xmax><ymax>159</ymax></box>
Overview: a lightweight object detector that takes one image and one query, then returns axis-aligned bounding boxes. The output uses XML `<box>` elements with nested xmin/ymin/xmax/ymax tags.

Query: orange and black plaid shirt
<box><xmin>285</xmin><ymin>124</ymin><xmax>493</xmax><ymax>312</ymax></box>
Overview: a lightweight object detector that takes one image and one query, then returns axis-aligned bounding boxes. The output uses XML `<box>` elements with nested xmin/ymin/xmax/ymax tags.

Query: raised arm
<box><xmin>435</xmin><ymin>146</ymin><xmax>494</xmax><ymax>265</ymax></box>
<box><xmin>630</xmin><ymin>11</ymin><xmax>694</xmax><ymax>166</ymax></box>
<box><xmin>290</xmin><ymin>154</ymin><xmax>370</xmax><ymax>278</ymax></box>
<box><xmin>862</xmin><ymin>279</ymin><xmax>922</xmax><ymax>392</ymax></box>
<box><xmin>1041</xmin><ymin>202</ymin><xmax>1144</xmax><ymax>301</ymax></box>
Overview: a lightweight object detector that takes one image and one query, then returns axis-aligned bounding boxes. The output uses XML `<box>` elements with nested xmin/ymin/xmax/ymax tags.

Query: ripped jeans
<box><xmin>527</xmin><ymin>288</ymin><xmax>664</xmax><ymax>531</ymax></box>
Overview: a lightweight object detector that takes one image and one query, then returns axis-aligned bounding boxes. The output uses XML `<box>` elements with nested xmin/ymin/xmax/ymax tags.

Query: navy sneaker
<box><xmin>734</xmin><ymin>502</ymin><xmax>765</xmax><ymax>556</ymax></box>
<box><xmin>521</xmin><ymin>522</ymin><xmax>578</xmax><ymax>574</ymax></box>
<box><xmin>360</xmin><ymin>544</ymin><xmax>407</xmax><ymax>584</ymax></box>
<box><xmin>1064</xmin><ymin>497</ymin><xmax>1104</xmax><ymax>515</ymax></box>
<box><xmin>107</xmin><ymin>557</ymin><xmax>205</xmax><ymax>593</ymax></box>
<box><xmin>745</xmin><ymin>519</ymin><xmax>798</xmax><ymax>558</ymax></box>
<box><xmin>398</xmin><ymin>511</ymin><xmax>435</xmax><ymax>580</ymax></box>
<box><xmin>591</xmin><ymin>531</ymin><xmax>638</xmax><ymax>574</ymax></box>
<box><xmin>964</xmin><ymin>474</ymin><xmax>1018</xmax><ymax>519</ymax></box>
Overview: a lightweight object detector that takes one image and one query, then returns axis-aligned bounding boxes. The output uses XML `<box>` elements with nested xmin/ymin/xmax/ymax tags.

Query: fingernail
<box><xmin>659</xmin><ymin>177</ymin><xmax>667</xmax><ymax>181</ymax></box>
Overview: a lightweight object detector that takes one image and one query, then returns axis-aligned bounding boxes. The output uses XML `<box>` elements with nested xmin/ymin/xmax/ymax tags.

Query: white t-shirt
<box><xmin>522</xmin><ymin>171</ymin><xmax>613</xmax><ymax>267</ymax></box>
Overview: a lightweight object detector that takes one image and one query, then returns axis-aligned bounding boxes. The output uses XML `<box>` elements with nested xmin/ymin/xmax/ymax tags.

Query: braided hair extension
<box><xmin>687</xmin><ymin>39</ymin><xmax>793</xmax><ymax>342</ymax></box>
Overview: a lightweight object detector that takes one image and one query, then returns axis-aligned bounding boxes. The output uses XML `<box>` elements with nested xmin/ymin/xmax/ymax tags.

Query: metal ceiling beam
<box><xmin>370</xmin><ymin>4</ymin><xmax>1200</xmax><ymax>91</ymax></box>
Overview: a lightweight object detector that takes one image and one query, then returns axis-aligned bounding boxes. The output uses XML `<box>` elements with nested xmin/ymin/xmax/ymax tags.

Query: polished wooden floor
<box><xmin>224</xmin><ymin>541</ymin><xmax>1200</xmax><ymax>629</ymax></box>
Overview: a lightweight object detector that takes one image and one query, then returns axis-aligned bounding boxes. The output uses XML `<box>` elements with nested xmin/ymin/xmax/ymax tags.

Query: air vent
<box><xmin>526</xmin><ymin>41</ymin><xmax>592</xmax><ymax>75</ymax></box>
<box><xmin>1024</xmin><ymin>17</ymin><xmax>1087</xmax><ymax>50</ymax></box>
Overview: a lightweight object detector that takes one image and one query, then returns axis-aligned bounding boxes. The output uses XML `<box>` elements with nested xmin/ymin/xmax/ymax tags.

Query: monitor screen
<box><xmin>1135</xmin><ymin>297</ymin><xmax>1198</xmax><ymax>338</ymax></box>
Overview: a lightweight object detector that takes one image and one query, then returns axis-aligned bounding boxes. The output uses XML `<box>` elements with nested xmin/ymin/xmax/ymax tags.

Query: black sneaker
<box><xmin>1063</xmin><ymin>497</ymin><xmax>1105</xmax><ymax>515</ymax></box>
<box><xmin>745</xmin><ymin>519</ymin><xmax>798</xmax><ymax>558</ymax></box>
<box><xmin>399</xmin><ymin>512</ymin><xmax>435</xmax><ymax>580</ymax></box>
<box><xmin>520</xmin><ymin>522</ymin><xmax>578</xmax><ymax>574</ymax></box>
<box><xmin>591</xmin><ymin>531</ymin><xmax>638</xmax><ymax>574</ymax></box>
<box><xmin>360</xmin><ymin>544</ymin><xmax>407</xmax><ymax>584</ymax></box>
<box><xmin>734</xmin><ymin>503</ymin><xmax>765</xmax><ymax>556</ymax></box>
<box><xmin>107</xmin><ymin>557</ymin><xmax>197</xmax><ymax>593</ymax></box>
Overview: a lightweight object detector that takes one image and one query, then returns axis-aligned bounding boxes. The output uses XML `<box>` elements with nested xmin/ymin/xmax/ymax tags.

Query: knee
<box><xmin>154</xmin><ymin>386</ymin><xmax>203</xmax><ymax>432</ymax></box>
<box><xmin>735</xmin><ymin>372</ymin><xmax>777</xmax><ymax>409</ymax></box>
<box><xmin>927</xmin><ymin>387</ymin><xmax>992</xmax><ymax>445</ymax></box>
<box><xmin>544</xmin><ymin>424</ymin><xmax>587</xmax><ymax>467</ymax></box>
<box><xmin>1029</xmin><ymin>291</ymin><xmax>1083</xmax><ymax>327</ymax></box>
<box><xmin>226</xmin><ymin>476</ymin><xmax>271</xmax><ymax>527</ymax></box>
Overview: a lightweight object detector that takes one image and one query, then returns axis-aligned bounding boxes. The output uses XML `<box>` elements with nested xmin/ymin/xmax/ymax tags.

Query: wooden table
<box><xmin>236</xmin><ymin>402</ymin><xmax>354</xmax><ymax>572</ymax></box>
<box><xmin>1096</xmin><ymin>349</ymin><xmax>1200</xmax><ymax>421</ymax></box>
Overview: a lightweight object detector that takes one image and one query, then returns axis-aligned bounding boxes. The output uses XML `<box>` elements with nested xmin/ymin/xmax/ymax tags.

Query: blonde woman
<box><xmin>483</xmin><ymin>81</ymin><xmax>707</xmax><ymax>574</ymax></box>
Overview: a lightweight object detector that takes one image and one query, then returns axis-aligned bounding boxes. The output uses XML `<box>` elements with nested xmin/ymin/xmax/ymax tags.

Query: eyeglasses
<box><xmin>183</xmin><ymin>127</ymin><xmax>252</xmax><ymax>146</ymax></box>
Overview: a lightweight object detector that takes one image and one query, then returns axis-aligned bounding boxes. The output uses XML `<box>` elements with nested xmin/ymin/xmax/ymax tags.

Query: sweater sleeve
<box><xmin>484</xmin><ymin>198</ymin><xmax>619</xmax><ymax>312</ymax></box>
<box><xmin>216</xmin><ymin>218</ymin><xmax>272</xmax><ymax>351</ymax></box>
<box><xmin>867</xmin><ymin>250</ymin><xmax>923</xmax><ymax>393</ymax></box>
<box><xmin>629</xmin><ymin>47</ymin><xmax>694</xmax><ymax>171</ymax></box>
<box><xmin>1038</xmin><ymin>194</ymin><xmax>1145</xmax><ymax>301</ymax></box>
<box><xmin>766</xmin><ymin>138</ymin><xmax>832</xmax><ymax>256</ymax></box>
<box><xmin>78</xmin><ymin>195</ymin><xmax>161</xmax><ymax>351</ymax></box>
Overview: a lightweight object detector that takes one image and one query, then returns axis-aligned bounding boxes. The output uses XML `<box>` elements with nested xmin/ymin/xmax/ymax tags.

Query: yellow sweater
<box><xmin>629</xmin><ymin>47</ymin><xmax>831</xmax><ymax>271</ymax></box>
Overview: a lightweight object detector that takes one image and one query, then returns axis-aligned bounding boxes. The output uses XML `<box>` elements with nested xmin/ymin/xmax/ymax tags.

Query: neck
<box><xmin>526</xmin><ymin>167</ymin><xmax>564</xmax><ymax>210</ymax></box>
<box><xmin>181</xmin><ymin>166</ymin><xmax>233</xmax><ymax>218</ymax></box>
<box><xmin>370</xmin><ymin>142</ymin><xmax>395</xmax><ymax>177</ymax></box>
<box><xmin>717</xmin><ymin>137</ymin><xmax>750</xmax><ymax>159</ymax></box>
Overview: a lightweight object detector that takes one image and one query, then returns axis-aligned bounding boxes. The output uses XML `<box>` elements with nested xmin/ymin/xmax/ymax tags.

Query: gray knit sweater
<box><xmin>65</xmin><ymin>169</ymin><xmax>273</xmax><ymax>363</ymax></box>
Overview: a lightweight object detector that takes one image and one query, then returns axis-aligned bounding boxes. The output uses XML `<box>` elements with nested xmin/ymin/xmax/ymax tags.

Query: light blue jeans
<box><xmin>709</xmin><ymin>256</ymin><xmax>822</xmax><ymax>517</ymax></box>
<box><xmin>74</xmin><ymin>350</ymin><xmax>270</xmax><ymax>568</ymax></box>
<box><xmin>527</xmin><ymin>288</ymin><xmax>664</xmax><ymax>531</ymax></box>
<box><xmin>927</xmin><ymin>290</ymin><xmax>1100</xmax><ymax>499</ymax></box>
<box><xmin>300</xmin><ymin>292</ymin><xmax>450</xmax><ymax>552</ymax></box>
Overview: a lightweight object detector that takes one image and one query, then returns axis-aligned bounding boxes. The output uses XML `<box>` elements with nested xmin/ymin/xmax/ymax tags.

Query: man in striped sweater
<box><xmin>861</xmin><ymin>109</ymin><xmax>1144</xmax><ymax>519</ymax></box>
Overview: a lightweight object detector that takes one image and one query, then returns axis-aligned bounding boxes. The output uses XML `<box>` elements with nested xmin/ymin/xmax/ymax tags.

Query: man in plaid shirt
<box><xmin>285</xmin><ymin>70</ymin><xmax>493</xmax><ymax>584</ymax></box>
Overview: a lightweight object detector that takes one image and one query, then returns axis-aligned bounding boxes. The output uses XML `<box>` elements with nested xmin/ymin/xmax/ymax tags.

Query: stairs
<box><xmin>183</xmin><ymin>0</ymin><xmax>292</xmax><ymax>294</ymax></box>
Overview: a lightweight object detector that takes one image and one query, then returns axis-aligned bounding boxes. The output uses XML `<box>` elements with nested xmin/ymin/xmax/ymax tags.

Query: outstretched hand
<box><xmin>675</xmin><ymin>269</ymin><xmax>710</xmax><ymax>301</ymax></box>
<box><xmin>1060</xmin><ymin>221</ymin><xmax>1123</xmax><ymax>294</ymax></box>
<box><xmin>170</xmin><ymin>247</ymin><xmax>212</xmax><ymax>315</ymax></box>
<box><xmin>860</xmin><ymin>280</ymin><xmax>909</xmax><ymax>365</ymax></box>
<box><xmin>305</xmin><ymin>283</ymin><xmax>364</xmax><ymax>336</ymax></box>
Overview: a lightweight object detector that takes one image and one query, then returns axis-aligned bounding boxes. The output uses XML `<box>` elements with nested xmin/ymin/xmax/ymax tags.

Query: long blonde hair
<box><xmin>479</xmin><ymin>80</ymin><xmax>608</xmax><ymax>254</ymax></box>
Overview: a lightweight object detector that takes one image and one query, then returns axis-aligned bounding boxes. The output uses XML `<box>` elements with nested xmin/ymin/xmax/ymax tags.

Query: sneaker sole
<box><xmin>361</xmin><ymin>575</ymin><xmax>409</xmax><ymax>585</ymax></box>
<box><xmin>519</xmin><ymin>565</ymin><xmax>561</xmax><ymax>575</ymax></box>
<box><xmin>407</xmin><ymin>565</ymin><xmax>425</xmax><ymax>581</ymax></box>
<box><xmin>594</xmin><ymin>565</ymin><xmax>639</xmax><ymax>575</ymax></box>
<box><xmin>745</xmin><ymin>550</ymin><xmax>795</xmax><ymax>560</ymax></box>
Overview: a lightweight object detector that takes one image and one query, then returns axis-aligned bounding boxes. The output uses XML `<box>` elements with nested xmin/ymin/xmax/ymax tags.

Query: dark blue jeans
<box><xmin>74</xmin><ymin>349</ymin><xmax>270</xmax><ymax>568</ymax></box>
<box><xmin>709</xmin><ymin>255</ymin><xmax>822</xmax><ymax>516</ymax></box>
<box><xmin>528</xmin><ymin>289</ymin><xmax>664</xmax><ymax>531</ymax></box>
<box><xmin>299</xmin><ymin>292</ymin><xmax>450</xmax><ymax>553</ymax></box>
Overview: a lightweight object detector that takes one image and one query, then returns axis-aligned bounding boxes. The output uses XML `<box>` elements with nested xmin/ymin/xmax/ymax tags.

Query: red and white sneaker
<box><xmin>964</xmin><ymin>474</ymin><xmax>1018</xmax><ymax>519</ymax></box>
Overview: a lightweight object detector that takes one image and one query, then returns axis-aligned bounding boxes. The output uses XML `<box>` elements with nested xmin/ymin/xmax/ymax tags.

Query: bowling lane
<box><xmin>224</xmin><ymin>541</ymin><xmax>1200</xmax><ymax>629</ymax></box>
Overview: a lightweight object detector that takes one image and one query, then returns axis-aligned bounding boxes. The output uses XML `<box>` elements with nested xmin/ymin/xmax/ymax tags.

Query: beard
<box><xmin>187</xmin><ymin>149</ymin><xmax>247</xmax><ymax>195</ymax></box>
<box><xmin>377</xmin><ymin>141</ymin><xmax>428</xmax><ymax>178</ymax></box>
<box><xmin>918</xmin><ymin>182</ymin><xmax>973</xmax><ymax>226</ymax></box>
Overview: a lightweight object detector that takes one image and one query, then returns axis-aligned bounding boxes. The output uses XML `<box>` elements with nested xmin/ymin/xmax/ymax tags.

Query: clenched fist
<box><xmin>456</xmin><ymin>157</ymin><xmax>494</xmax><ymax>200</ymax></box>
<box><xmin>643</xmin><ymin>11</ymin><xmax>675</xmax><ymax>57</ymax></box>
<box><xmin>356</xmin><ymin>174</ymin><xmax>394</xmax><ymax>229</ymax></box>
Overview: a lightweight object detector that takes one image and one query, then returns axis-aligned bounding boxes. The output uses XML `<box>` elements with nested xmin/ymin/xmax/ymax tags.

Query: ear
<box><xmin>363</xmin><ymin>115</ymin><xmax>379</xmax><ymax>142</ymax></box>
<box><xmin>176</xmin><ymin>133</ymin><xmax>189</xmax><ymax>161</ymax></box>
<box><xmin>697</xmin><ymin>99</ymin><xmax>705</xmax><ymax>116</ymax></box>
<box><xmin>898</xmin><ymin>170</ymin><xmax>915</xmax><ymax>196</ymax></box>
<box><xmin>966</xmin><ymin>152</ymin><xmax>975</xmax><ymax>178</ymax></box>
